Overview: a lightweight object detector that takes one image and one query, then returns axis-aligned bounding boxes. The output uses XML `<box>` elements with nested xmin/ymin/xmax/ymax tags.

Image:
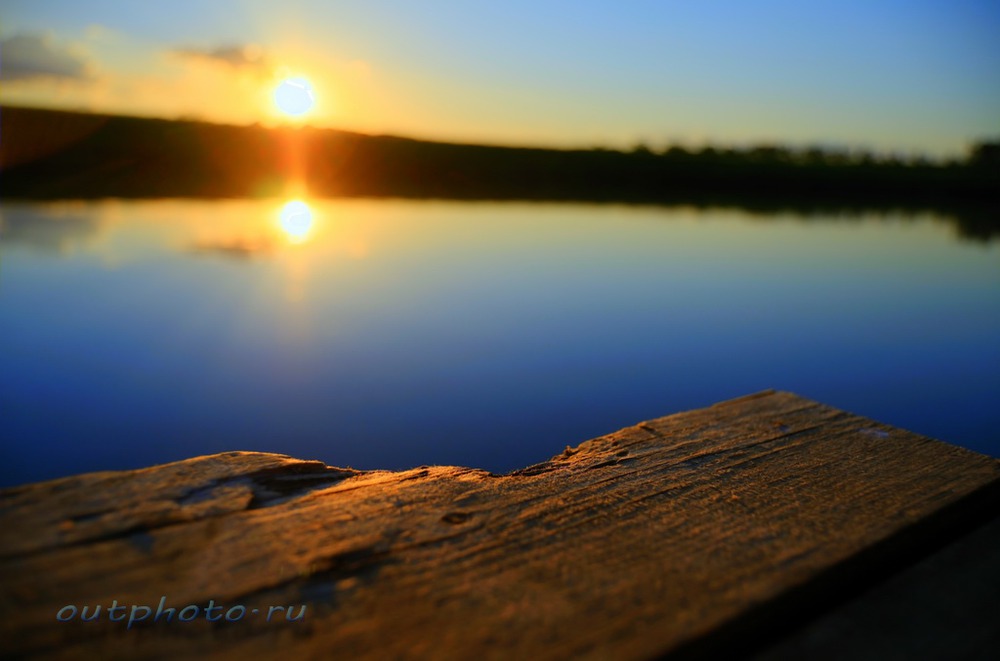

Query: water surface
<box><xmin>2</xmin><ymin>199</ymin><xmax>998</xmax><ymax>486</ymax></box>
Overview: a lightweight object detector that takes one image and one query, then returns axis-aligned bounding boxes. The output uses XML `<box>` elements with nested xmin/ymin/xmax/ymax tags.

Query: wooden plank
<box><xmin>1</xmin><ymin>390</ymin><xmax>998</xmax><ymax>660</ymax></box>
<box><xmin>752</xmin><ymin>515</ymin><xmax>1000</xmax><ymax>661</ymax></box>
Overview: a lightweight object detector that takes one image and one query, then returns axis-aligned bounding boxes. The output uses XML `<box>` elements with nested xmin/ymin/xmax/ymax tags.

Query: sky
<box><xmin>1</xmin><ymin>0</ymin><xmax>999</xmax><ymax>157</ymax></box>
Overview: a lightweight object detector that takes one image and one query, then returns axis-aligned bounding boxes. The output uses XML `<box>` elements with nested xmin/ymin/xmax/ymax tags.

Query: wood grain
<box><xmin>1</xmin><ymin>390</ymin><xmax>998</xmax><ymax>660</ymax></box>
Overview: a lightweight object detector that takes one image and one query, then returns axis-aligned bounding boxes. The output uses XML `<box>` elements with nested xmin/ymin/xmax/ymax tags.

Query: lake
<box><xmin>1</xmin><ymin>199</ymin><xmax>998</xmax><ymax>487</ymax></box>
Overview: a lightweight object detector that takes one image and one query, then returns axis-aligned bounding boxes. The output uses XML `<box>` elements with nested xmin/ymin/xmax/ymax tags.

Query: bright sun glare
<box><xmin>279</xmin><ymin>200</ymin><xmax>314</xmax><ymax>242</ymax></box>
<box><xmin>274</xmin><ymin>77</ymin><xmax>316</xmax><ymax>117</ymax></box>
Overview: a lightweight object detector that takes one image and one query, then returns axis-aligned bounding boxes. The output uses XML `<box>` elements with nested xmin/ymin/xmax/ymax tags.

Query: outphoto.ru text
<box><xmin>56</xmin><ymin>597</ymin><xmax>307</xmax><ymax>629</ymax></box>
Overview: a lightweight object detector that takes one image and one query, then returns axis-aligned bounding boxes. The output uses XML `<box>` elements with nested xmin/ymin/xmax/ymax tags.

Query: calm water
<box><xmin>1</xmin><ymin>199</ymin><xmax>998</xmax><ymax>487</ymax></box>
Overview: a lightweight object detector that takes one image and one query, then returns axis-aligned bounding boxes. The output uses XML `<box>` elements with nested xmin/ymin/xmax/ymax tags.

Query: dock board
<box><xmin>1</xmin><ymin>390</ymin><xmax>998</xmax><ymax>659</ymax></box>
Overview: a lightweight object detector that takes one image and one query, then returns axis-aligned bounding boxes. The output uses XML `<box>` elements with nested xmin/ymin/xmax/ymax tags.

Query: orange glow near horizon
<box><xmin>0</xmin><ymin>2</ymin><xmax>994</xmax><ymax>159</ymax></box>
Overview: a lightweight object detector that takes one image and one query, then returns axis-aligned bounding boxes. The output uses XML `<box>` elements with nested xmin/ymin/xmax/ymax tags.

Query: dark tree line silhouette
<box><xmin>1</xmin><ymin>105</ymin><xmax>997</xmax><ymax>239</ymax></box>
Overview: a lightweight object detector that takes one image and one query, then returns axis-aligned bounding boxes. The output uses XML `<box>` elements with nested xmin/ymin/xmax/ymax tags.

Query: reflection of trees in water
<box><xmin>657</xmin><ymin>198</ymin><xmax>999</xmax><ymax>243</ymax></box>
<box><xmin>947</xmin><ymin>207</ymin><xmax>1000</xmax><ymax>243</ymax></box>
<box><xmin>0</xmin><ymin>206</ymin><xmax>104</xmax><ymax>253</ymax></box>
<box><xmin>2</xmin><ymin>201</ymin><xmax>993</xmax><ymax>267</ymax></box>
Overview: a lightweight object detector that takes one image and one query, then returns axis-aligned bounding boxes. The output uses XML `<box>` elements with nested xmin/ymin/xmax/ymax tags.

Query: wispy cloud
<box><xmin>0</xmin><ymin>33</ymin><xmax>94</xmax><ymax>81</ymax></box>
<box><xmin>171</xmin><ymin>44</ymin><xmax>271</xmax><ymax>73</ymax></box>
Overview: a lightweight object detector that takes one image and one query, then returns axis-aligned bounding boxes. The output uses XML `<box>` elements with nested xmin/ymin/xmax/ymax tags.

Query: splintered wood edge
<box><xmin>1</xmin><ymin>389</ymin><xmax>998</xmax><ymax>661</ymax></box>
<box><xmin>0</xmin><ymin>389</ymin><xmax>810</xmax><ymax>557</ymax></box>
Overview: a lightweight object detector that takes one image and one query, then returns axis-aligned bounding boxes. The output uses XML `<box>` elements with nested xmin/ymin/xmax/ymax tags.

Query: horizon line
<box><xmin>3</xmin><ymin>102</ymin><xmax>987</xmax><ymax>162</ymax></box>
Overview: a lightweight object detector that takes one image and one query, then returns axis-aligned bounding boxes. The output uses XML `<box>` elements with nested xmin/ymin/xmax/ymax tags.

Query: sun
<box><xmin>274</xmin><ymin>77</ymin><xmax>316</xmax><ymax>117</ymax></box>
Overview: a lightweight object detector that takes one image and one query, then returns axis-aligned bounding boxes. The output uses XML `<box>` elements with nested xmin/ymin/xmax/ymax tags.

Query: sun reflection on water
<box><xmin>279</xmin><ymin>200</ymin><xmax>314</xmax><ymax>243</ymax></box>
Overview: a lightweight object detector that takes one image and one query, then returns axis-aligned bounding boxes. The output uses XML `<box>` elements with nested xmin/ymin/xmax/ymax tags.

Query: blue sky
<box><xmin>2</xmin><ymin>1</ymin><xmax>998</xmax><ymax>156</ymax></box>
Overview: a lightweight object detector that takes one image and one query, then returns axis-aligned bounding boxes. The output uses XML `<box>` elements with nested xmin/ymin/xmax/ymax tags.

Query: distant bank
<box><xmin>2</xmin><ymin>105</ymin><xmax>997</xmax><ymax>225</ymax></box>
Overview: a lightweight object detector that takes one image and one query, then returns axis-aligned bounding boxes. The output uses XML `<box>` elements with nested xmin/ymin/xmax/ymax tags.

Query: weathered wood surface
<box><xmin>1</xmin><ymin>390</ymin><xmax>998</xmax><ymax>660</ymax></box>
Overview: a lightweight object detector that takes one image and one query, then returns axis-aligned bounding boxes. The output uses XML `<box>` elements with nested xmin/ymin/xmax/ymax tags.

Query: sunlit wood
<box><xmin>2</xmin><ymin>391</ymin><xmax>997</xmax><ymax>658</ymax></box>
